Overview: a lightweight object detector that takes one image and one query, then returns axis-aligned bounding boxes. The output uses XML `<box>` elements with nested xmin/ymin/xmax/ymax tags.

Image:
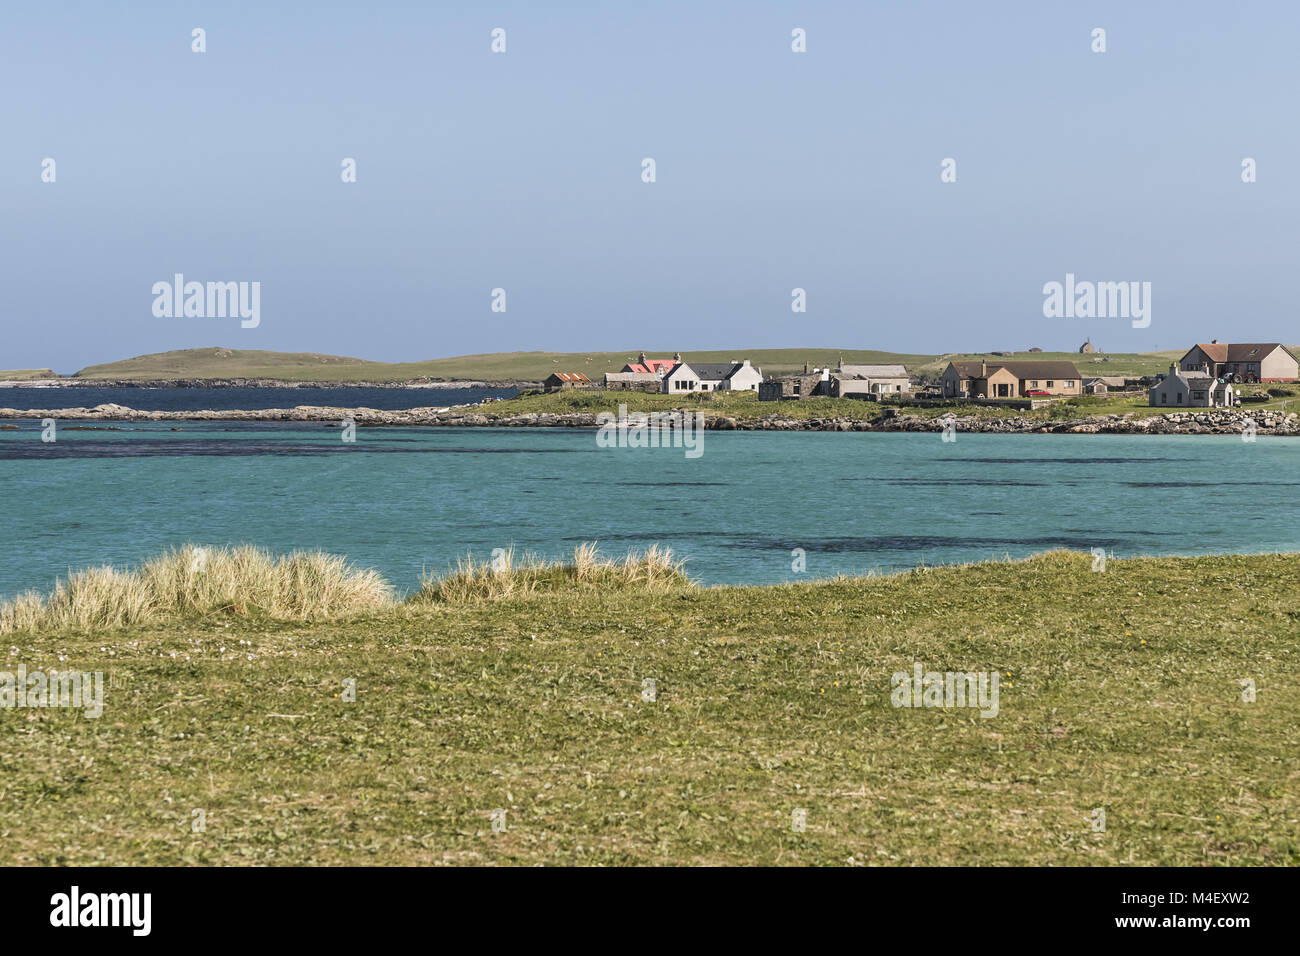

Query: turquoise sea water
<box><xmin>1</xmin><ymin>421</ymin><xmax>1296</xmax><ymax>598</ymax></box>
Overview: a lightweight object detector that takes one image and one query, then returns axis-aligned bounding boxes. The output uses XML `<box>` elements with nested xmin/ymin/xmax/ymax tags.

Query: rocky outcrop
<box><xmin>0</xmin><ymin>404</ymin><xmax>1295</xmax><ymax>435</ymax></box>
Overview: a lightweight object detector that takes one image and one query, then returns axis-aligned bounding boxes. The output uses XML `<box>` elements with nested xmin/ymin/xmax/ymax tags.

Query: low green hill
<box><xmin>0</xmin><ymin>369</ymin><xmax>62</xmax><ymax>381</ymax></box>
<box><xmin>69</xmin><ymin>346</ymin><xmax>1196</xmax><ymax>383</ymax></box>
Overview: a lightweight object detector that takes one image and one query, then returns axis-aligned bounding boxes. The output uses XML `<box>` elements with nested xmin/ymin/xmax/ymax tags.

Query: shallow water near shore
<box><xmin>1</xmin><ymin>423</ymin><xmax>1296</xmax><ymax>598</ymax></box>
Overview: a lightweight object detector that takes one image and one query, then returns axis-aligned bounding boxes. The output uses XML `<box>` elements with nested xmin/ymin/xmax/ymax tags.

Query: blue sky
<box><xmin>3</xmin><ymin>0</ymin><xmax>1298</xmax><ymax>371</ymax></box>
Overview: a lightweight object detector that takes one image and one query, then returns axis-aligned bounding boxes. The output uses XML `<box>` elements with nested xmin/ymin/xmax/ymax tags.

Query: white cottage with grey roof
<box><xmin>662</xmin><ymin>359</ymin><xmax>763</xmax><ymax>393</ymax></box>
<box><xmin>1148</xmin><ymin>364</ymin><xmax>1235</xmax><ymax>408</ymax></box>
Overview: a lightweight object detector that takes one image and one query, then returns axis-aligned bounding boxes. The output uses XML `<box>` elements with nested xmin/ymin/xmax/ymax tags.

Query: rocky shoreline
<box><xmin>0</xmin><ymin>403</ymin><xmax>1295</xmax><ymax>435</ymax></box>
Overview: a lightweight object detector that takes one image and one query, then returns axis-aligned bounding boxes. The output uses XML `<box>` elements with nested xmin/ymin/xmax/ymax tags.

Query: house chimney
<box><xmin>803</xmin><ymin>361</ymin><xmax>810</xmax><ymax>374</ymax></box>
<box><xmin>673</xmin><ymin>351</ymin><xmax>681</xmax><ymax>361</ymax></box>
<box><xmin>1211</xmin><ymin>339</ymin><xmax>1218</xmax><ymax>344</ymax></box>
<box><xmin>637</xmin><ymin>351</ymin><xmax>647</xmax><ymax>365</ymax></box>
<box><xmin>980</xmin><ymin>360</ymin><xmax>987</xmax><ymax>377</ymax></box>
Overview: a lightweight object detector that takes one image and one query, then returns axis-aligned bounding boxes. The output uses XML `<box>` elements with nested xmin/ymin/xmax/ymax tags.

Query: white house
<box><xmin>662</xmin><ymin>359</ymin><xmax>763</xmax><ymax>393</ymax></box>
<box><xmin>1148</xmin><ymin>364</ymin><xmax>1235</xmax><ymax>408</ymax></box>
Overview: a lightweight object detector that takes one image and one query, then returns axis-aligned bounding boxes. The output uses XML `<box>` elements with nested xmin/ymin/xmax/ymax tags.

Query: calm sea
<box><xmin>0</xmin><ymin>423</ymin><xmax>1295</xmax><ymax>598</ymax></box>
<box><xmin>0</xmin><ymin>385</ymin><xmax>517</xmax><ymax>412</ymax></box>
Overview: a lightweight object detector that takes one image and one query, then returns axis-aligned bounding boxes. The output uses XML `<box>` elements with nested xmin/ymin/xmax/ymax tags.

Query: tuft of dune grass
<box><xmin>0</xmin><ymin>544</ymin><xmax>395</xmax><ymax>635</ymax></box>
<box><xmin>415</xmin><ymin>542</ymin><xmax>692</xmax><ymax>605</ymax></box>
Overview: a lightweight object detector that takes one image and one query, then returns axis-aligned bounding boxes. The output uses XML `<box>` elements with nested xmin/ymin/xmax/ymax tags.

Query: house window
<box><xmin>1046</xmin><ymin>380</ymin><xmax>1054</xmax><ymax>388</ymax></box>
<box><xmin>1065</xmin><ymin>380</ymin><xmax>1074</xmax><ymax>387</ymax></box>
<box><xmin>1029</xmin><ymin>381</ymin><xmax>1038</xmax><ymax>387</ymax></box>
<box><xmin>1177</xmin><ymin>393</ymin><xmax>1184</xmax><ymax>403</ymax></box>
<box><xmin>1161</xmin><ymin>392</ymin><xmax>1167</xmax><ymax>404</ymax></box>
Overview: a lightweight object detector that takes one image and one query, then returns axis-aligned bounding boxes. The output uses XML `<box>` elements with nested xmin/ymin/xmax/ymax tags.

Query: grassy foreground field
<box><xmin>67</xmin><ymin>346</ymin><xmax>1188</xmax><ymax>383</ymax></box>
<box><xmin>1</xmin><ymin>546</ymin><xmax>1296</xmax><ymax>866</ymax></box>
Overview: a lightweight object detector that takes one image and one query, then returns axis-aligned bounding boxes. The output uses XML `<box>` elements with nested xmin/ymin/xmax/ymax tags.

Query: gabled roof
<box><xmin>949</xmin><ymin>360</ymin><xmax>1081</xmax><ymax>380</ymax></box>
<box><xmin>1151</xmin><ymin>368</ymin><xmax>1224</xmax><ymax>388</ymax></box>
<box><xmin>1186</xmin><ymin>343</ymin><xmax>1294</xmax><ymax>363</ymax></box>
<box><xmin>838</xmin><ymin>364</ymin><xmax>908</xmax><ymax>379</ymax></box>
<box><xmin>623</xmin><ymin>358</ymin><xmax>676</xmax><ymax>374</ymax></box>
<box><xmin>689</xmin><ymin>362</ymin><xmax>741</xmax><ymax>380</ymax></box>
<box><xmin>547</xmin><ymin>372</ymin><xmax>589</xmax><ymax>383</ymax></box>
<box><xmin>668</xmin><ymin>361</ymin><xmax>745</xmax><ymax>381</ymax></box>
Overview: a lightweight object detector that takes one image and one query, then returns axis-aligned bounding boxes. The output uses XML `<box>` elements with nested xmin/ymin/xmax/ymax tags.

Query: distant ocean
<box><xmin>2</xmin><ymin>425</ymin><xmax>1298</xmax><ymax>598</ymax></box>
<box><xmin>0</xmin><ymin>385</ymin><xmax>519</xmax><ymax>412</ymax></box>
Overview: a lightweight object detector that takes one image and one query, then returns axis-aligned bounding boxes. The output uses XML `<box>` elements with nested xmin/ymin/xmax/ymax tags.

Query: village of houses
<box><xmin>540</xmin><ymin>341</ymin><xmax>1300</xmax><ymax>409</ymax></box>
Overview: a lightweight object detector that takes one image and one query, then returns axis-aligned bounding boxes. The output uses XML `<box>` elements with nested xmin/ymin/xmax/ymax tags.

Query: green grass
<box><xmin>479</xmin><ymin>385</ymin><xmax>1300</xmax><ymax>423</ymax></box>
<box><xmin>475</xmin><ymin>388</ymin><xmax>889</xmax><ymax>422</ymax></box>
<box><xmin>469</xmin><ymin>389</ymin><xmax>1188</xmax><ymax>423</ymax></box>
<box><xmin>1</xmin><ymin>546</ymin><xmax>1296</xmax><ymax>865</ymax></box>
<box><xmin>68</xmin><ymin>346</ymin><xmax>1196</xmax><ymax>383</ymax></box>
<box><xmin>0</xmin><ymin>369</ymin><xmax>61</xmax><ymax>381</ymax></box>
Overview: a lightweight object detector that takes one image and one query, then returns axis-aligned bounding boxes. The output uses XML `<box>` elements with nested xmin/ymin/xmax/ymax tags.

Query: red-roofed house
<box><xmin>543</xmin><ymin>372</ymin><xmax>592</xmax><ymax>391</ymax></box>
<box><xmin>622</xmin><ymin>351</ymin><xmax>679</xmax><ymax>376</ymax></box>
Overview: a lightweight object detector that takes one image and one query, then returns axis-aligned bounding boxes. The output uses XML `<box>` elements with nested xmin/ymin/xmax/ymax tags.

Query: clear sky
<box><xmin>3</xmin><ymin>0</ymin><xmax>1298</xmax><ymax>372</ymax></box>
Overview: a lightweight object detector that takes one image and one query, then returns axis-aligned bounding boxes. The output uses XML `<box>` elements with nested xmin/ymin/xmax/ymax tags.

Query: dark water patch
<box><xmin>742</xmin><ymin>535</ymin><xmax>1143</xmax><ymax>553</ymax></box>
<box><xmin>618</xmin><ymin>481</ymin><xmax>729</xmax><ymax>487</ymax></box>
<box><xmin>842</xmin><ymin>477</ymin><xmax>1045</xmax><ymax>487</ymax></box>
<box><xmin>961</xmin><ymin>457</ymin><xmax>1186</xmax><ymax>464</ymax></box>
<box><xmin>0</xmin><ymin>385</ymin><xmax>518</xmax><ymax>412</ymax></box>
<box><xmin>559</xmin><ymin>531</ymin><xmax>734</xmax><ymax>544</ymax></box>
<box><xmin>1123</xmin><ymin>480</ymin><xmax>1300</xmax><ymax>488</ymax></box>
<box><xmin>558</xmin><ymin>532</ymin><xmax>1149</xmax><ymax>552</ymax></box>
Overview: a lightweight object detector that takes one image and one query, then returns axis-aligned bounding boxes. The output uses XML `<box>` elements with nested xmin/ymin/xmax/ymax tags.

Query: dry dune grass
<box><xmin>415</xmin><ymin>542</ymin><xmax>691</xmax><ymax>605</ymax></box>
<box><xmin>0</xmin><ymin>542</ymin><xmax>690</xmax><ymax>633</ymax></box>
<box><xmin>0</xmin><ymin>544</ymin><xmax>394</xmax><ymax>634</ymax></box>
